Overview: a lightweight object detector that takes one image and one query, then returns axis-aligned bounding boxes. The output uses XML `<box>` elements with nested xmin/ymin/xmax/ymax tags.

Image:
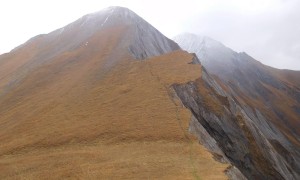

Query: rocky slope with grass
<box><xmin>1</xmin><ymin>6</ymin><xmax>299</xmax><ymax>180</ymax></box>
<box><xmin>174</xmin><ymin>33</ymin><xmax>300</xmax><ymax>179</ymax></box>
<box><xmin>0</xmin><ymin>7</ymin><xmax>230</xmax><ymax>180</ymax></box>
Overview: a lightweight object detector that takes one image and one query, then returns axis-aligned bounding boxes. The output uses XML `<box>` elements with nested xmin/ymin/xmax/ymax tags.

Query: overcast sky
<box><xmin>0</xmin><ymin>0</ymin><xmax>299</xmax><ymax>70</ymax></box>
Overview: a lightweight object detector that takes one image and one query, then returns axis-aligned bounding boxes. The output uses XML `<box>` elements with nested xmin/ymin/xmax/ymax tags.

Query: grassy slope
<box><xmin>0</xmin><ymin>50</ymin><xmax>227</xmax><ymax>179</ymax></box>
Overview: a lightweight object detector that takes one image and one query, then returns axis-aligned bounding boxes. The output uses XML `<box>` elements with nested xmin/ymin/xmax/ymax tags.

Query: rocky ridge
<box><xmin>174</xmin><ymin>33</ymin><xmax>300</xmax><ymax>179</ymax></box>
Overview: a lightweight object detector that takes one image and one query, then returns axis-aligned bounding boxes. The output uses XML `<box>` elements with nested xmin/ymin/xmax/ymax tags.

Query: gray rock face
<box><xmin>14</xmin><ymin>6</ymin><xmax>179</xmax><ymax>61</ymax></box>
<box><xmin>174</xmin><ymin>33</ymin><xmax>300</xmax><ymax>138</ymax></box>
<box><xmin>174</xmin><ymin>33</ymin><xmax>300</xmax><ymax>179</ymax></box>
<box><xmin>128</xmin><ymin>21</ymin><xmax>180</xmax><ymax>59</ymax></box>
<box><xmin>189</xmin><ymin>115</ymin><xmax>247</xmax><ymax>180</ymax></box>
<box><xmin>172</xmin><ymin>64</ymin><xmax>300</xmax><ymax>179</ymax></box>
<box><xmin>75</xmin><ymin>6</ymin><xmax>180</xmax><ymax>59</ymax></box>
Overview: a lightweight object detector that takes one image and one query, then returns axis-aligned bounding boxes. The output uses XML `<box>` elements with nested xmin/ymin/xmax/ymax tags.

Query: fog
<box><xmin>0</xmin><ymin>0</ymin><xmax>299</xmax><ymax>70</ymax></box>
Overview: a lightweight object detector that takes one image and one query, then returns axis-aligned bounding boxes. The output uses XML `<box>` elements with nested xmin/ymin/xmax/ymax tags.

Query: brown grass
<box><xmin>0</xmin><ymin>49</ymin><xmax>228</xmax><ymax>179</ymax></box>
<box><xmin>235</xmin><ymin>114</ymin><xmax>281</xmax><ymax>178</ymax></box>
<box><xmin>194</xmin><ymin>78</ymin><xmax>225</xmax><ymax>117</ymax></box>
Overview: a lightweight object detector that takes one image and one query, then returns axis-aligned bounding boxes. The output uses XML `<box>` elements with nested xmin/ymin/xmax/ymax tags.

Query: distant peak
<box><xmin>174</xmin><ymin>32</ymin><xmax>204</xmax><ymax>39</ymax></box>
<box><xmin>174</xmin><ymin>33</ymin><xmax>228</xmax><ymax>50</ymax></box>
<box><xmin>175</xmin><ymin>33</ymin><xmax>220</xmax><ymax>44</ymax></box>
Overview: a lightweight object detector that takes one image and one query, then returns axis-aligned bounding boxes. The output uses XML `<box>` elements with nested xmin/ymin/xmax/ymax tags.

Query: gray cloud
<box><xmin>180</xmin><ymin>0</ymin><xmax>300</xmax><ymax>70</ymax></box>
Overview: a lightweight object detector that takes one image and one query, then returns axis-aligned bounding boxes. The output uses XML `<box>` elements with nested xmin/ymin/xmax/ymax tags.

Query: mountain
<box><xmin>174</xmin><ymin>33</ymin><xmax>300</xmax><ymax>139</ymax></box>
<box><xmin>1</xmin><ymin>6</ymin><xmax>299</xmax><ymax>179</ymax></box>
<box><xmin>0</xmin><ymin>7</ymin><xmax>231</xmax><ymax>179</ymax></box>
<box><xmin>0</xmin><ymin>7</ymin><xmax>179</xmax><ymax>97</ymax></box>
<box><xmin>174</xmin><ymin>33</ymin><xmax>300</xmax><ymax>179</ymax></box>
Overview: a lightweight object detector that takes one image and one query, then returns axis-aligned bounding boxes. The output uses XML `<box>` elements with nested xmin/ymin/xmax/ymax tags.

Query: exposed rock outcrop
<box><xmin>174</xmin><ymin>34</ymin><xmax>300</xmax><ymax>140</ymax></box>
<box><xmin>173</xmin><ymin>62</ymin><xmax>300</xmax><ymax>179</ymax></box>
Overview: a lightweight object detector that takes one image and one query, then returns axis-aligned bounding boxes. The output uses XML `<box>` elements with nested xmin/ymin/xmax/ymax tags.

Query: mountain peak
<box><xmin>76</xmin><ymin>6</ymin><xmax>138</xmax><ymax>30</ymax></box>
<box><xmin>174</xmin><ymin>33</ymin><xmax>227</xmax><ymax>51</ymax></box>
<box><xmin>12</xmin><ymin>7</ymin><xmax>179</xmax><ymax>63</ymax></box>
<box><xmin>85</xmin><ymin>6</ymin><xmax>138</xmax><ymax>23</ymax></box>
<box><xmin>71</xmin><ymin>7</ymin><xmax>180</xmax><ymax>59</ymax></box>
<box><xmin>174</xmin><ymin>33</ymin><xmax>233</xmax><ymax>65</ymax></box>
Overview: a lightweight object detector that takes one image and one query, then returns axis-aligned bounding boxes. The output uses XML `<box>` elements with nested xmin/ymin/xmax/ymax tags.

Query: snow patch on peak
<box><xmin>89</xmin><ymin>6</ymin><xmax>136</xmax><ymax>20</ymax></box>
<box><xmin>59</xmin><ymin>27</ymin><xmax>65</xmax><ymax>34</ymax></box>
<box><xmin>101</xmin><ymin>8</ymin><xmax>114</xmax><ymax>27</ymax></box>
<box><xmin>174</xmin><ymin>33</ymin><xmax>235</xmax><ymax>59</ymax></box>
<box><xmin>77</xmin><ymin>6</ymin><xmax>141</xmax><ymax>30</ymax></box>
<box><xmin>174</xmin><ymin>33</ymin><xmax>225</xmax><ymax>51</ymax></box>
<box><xmin>174</xmin><ymin>33</ymin><xmax>243</xmax><ymax>70</ymax></box>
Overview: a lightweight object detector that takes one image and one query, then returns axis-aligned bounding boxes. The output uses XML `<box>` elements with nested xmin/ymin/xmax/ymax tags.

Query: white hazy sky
<box><xmin>0</xmin><ymin>0</ymin><xmax>299</xmax><ymax>70</ymax></box>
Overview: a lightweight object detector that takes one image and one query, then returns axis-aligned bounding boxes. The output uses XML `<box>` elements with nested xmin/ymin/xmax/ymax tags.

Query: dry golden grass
<box><xmin>0</xmin><ymin>142</ymin><xmax>226</xmax><ymax>180</ymax></box>
<box><xmin>0</xmin><ymin>47</ymin><xmax>228</xmax><ymax>179</ymax></box>
<box><xmin>194</xmin><ymin>78</ymin><xmax>225</xmax><ymax>117</ymax></box>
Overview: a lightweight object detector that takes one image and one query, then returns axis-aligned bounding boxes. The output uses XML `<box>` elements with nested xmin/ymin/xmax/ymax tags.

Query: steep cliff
<box><xmin>174</xmin><ymin>33</ymin><xmax>300</xmax><ymax>179</ymax></box>
<box><xmin>174</xmin><ymin>33</ymin><xmax>300</xmax><ymax>140</ymax></box>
